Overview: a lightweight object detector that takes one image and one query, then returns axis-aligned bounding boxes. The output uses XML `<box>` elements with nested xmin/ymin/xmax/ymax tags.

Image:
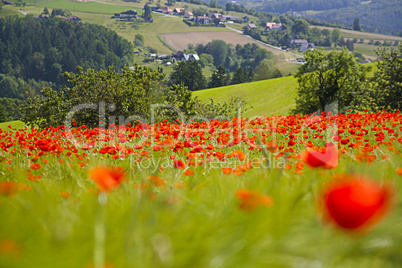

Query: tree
<box><xmin>42</xmin><ymin>7</ymin><xmax>49</xmax><ymax>15</ymax></box>
<box><xmin>353</xmin><ymin>18</ymin><xmax>361</xmax><ymax>31</ymax></box>
<box><xmin>0</xmin><ymin>104</ymin><xmax>9</xmax><ymax>123</ymax></box>
<box><xmin>170</xmin><ymin>60</ymin><xmax>206</xmax><ymax>91</ymax></box>
<box><xmin>231</xmin><ymin>67</ymin><xmax>248</xmax><ymax>84</ymax></box>
<box><xmin>143</xmin><ymin>4</ymin><xmax>152</xmax><ymax>18</ymax></box>
<box><xmin>331</xmin><ymin>28</ymin><xmax>341</xmax><ymax>47</ymax></box>
<box><xmin>368</xmin><ymin>44</ymin><xmax>402</xmax><ymax>111</ymax></box>
<box><xmin>208</xmin><ymin>40</ymin><xmax>228</xmax><ymax>67</ymax></box>
<box><xmin>22</xmin><ymin>65</ymin><xmax>197</xmax><ymax>128</ymax></box>
<box><xmin>209</xmin><ymin>66</ymin><xmax>230</xmax><ymax>88</ymax></box>
<box><xmin>292</xmin><ymin>19</ymin><xmax>309</xmax><ymax>36</ymax></box>
<box><xmin>293</xmin><ymin>48</ymin><xmax>371</xmax><ymax>114</ymax></box>
<box><xmin>134</xmin><ymin>34</ymin><xmax>144</xmax><ymax>47</ymax></box>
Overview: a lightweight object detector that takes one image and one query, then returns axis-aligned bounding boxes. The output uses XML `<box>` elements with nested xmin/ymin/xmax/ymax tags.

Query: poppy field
<box><xmin>1</xmin><ymin>111</ymin><xmax>402</xmax><ymax>268</ymax></box>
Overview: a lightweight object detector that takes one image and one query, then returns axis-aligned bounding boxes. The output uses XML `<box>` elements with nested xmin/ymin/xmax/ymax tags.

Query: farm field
<box><xmin>36</xmin><ymin>0</ymin><xmax>135</xmax><ymax>15</ymax></box>
<box><xmin>0</xmin><ymin>111</ymin><xmax>401</xmax><ymax>267</ymax></box>
<box><xmin>193</xmin><ymin>75</ymin><xmax>298</xmax><ymax>117</ymax></box>
<box><xmin>310</xmin><ymin>26</ymin><xmax>402</xmax><ymax>42</ymax></box>
<box><xmin>160</xmin><ymin>31</ymin><xmax>288</xmax><ymax>56</ymax></box>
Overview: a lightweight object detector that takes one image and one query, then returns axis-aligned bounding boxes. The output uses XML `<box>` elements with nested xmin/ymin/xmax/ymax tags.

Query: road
<box><xmin>17</xmin><ymin>10</ymin><xmax>34</xmax><ymax>16</ymax></box>
<box><xmin>225</xmin><ymin>26</ymin><xmax>301</xmax><ymax>58</ymax></box>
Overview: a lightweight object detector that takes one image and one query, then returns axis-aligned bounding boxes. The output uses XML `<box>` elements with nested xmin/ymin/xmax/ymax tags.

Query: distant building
<box><xmin>222</xmin><ymin>15</ymin><xmax>239</xmax><ymax>21</ymax></box>
<box><xmin>247</xmin><ymin>24</ymin><xmax>257</xmax><ymax>29</ymax></box>
<box><xmin>156</xmin><ymin>7</ymin><xmax>173</xmax><ymax>14</ymax></box>
<box><xmin>265</xmin><ymin>22</ymin><xmax>282</xmax><ymax>32</ymax></box>
<box><xmin>172</xmin><ymin>51</ymin><xmax>200</xmax><ymax>61</ymax></box>
<box><xmin>195</xmin><ymin>16</ymin><xmax>210</xmax><ymax>24</ymax></box>
<box><xmin>173</xmin><ymin>8</ymin><xmax>185</xmax><ymax>15</ymax></box>
<box><xmin>111</xmin><ymin>10</ymin><xmax>138</xmax><ymax>21</ymax></box>
<box><xmin>300</xmin><ymin>43</ymin><xmax>315</xmax><ymax>52</ymax></box>
<box><xmin>184</xmin><ymin>11</ymin><xmax>193</xmax><ymax>19</ymax></box>
<box><xmin>291</xmin><ymin>39</ymin><xmax>308</xmax><ymax>48</ymax></box>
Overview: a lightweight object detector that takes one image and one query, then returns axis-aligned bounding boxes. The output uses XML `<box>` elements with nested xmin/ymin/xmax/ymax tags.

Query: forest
<box><xmin>255</xmin><ymin>0</ymin><xmax>401</xmax><ymax>36</ymax></box>
<box><xmin>308</xmin><ymin>0</ymin><xmax>402</xmax><ymax>36</ymax></box>
<box><xmin>0</xmin><ymin>15</ymin><xmax>134</xmax><ymax>92</ymax></box>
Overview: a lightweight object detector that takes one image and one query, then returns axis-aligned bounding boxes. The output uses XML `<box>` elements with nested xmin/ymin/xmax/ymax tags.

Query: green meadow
<box><xmin>193</xmin><ymin>75</ymin><xmax>298</xmax><ymax>117</ymax></box>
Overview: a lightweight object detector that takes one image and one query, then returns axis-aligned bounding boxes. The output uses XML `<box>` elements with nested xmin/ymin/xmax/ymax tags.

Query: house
<box><xmin>208</xmin><ymin>13</ymin><xmax>223</xmax><ymax>20</ymax></box>
<box><xmin>222</xmin><ymin>15</ymin><xmax>239</xmax><ymax>21</ymax></box>
<box><xmin>173</xmin><ymin>8</ymin><xmax>185</xmax><ymax>15</ymax></box>
<box><xmin>156</xmin><ymin>7</ymin><xmax>173</xmax><ymax>14</ymax></box>
<box><xmin>184</xmin><ymin>11</ymin><xmax>193</xmax><ymax>19</ymax></box>
<box><xmin>172</xmin><ymin>51</ymin><xmax>199</xmax><ymax>61</ymax></box>
<box><xmin>265</xmin><ymin>22</ymin><xmax>282</xmax><ymax>32</ymax></box>
<box><xmin>172</xmin><ymin>51</ymin><xmax>184</xmax><ymax>60</ymax></box>
<box><xmin>63</xmin><ymin>15</ymin><xmax>81</xmax><ymax>22</ymax></box>
<box><xmin>111</xmin><ymin>10</ymin><xmax>138</xmax><ymax>20</ymax></box>
<box><xmin>183</xmin><ymin>54</ymin><xmax>200</xmax><ymax>61</ymax></box>
<box><xmin>291</xmin><ymin>39</ymin><xmax>308</xmax><ymax>49</ymax></box>
<box><xmin>121</xmin><ymin>10</ymin><xmax>138</xmax><ymax>15</ymax></box>
<box><xmin>150</xmin><ymin>6</ymin><xmax>159</xmax><ymax>12</ymax></box>
<box><xmin>247</xmin><ymin>24</ymin><xmax>257</xmax><ymax>29</ymax></box>
<box><xmin>242</xmin><ymin>16</ymin><xmax>249</xmax><ymax>23</ymax></box>
<box><xmin>195</xmin><ymin>16</ymin><xmax>210</xmax><ymax>24</ymax></box>
<box><xmin>300</xmin><ymin>43</ymin><xmax>315</xmax><ymax>52</ymax></box>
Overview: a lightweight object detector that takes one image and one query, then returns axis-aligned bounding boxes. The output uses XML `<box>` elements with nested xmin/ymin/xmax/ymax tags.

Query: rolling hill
<box><xmin>193</xmin><ymin>75</ymin><xmax>298</xmax><ymax>117</ymax></box>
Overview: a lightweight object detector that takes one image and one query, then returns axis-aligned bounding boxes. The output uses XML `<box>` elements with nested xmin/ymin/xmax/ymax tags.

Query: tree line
<box><xmin>0</xmin><ymin>15</ymin><xmax>133</xmax><ymax>87</ymax></box>
<box><xmin>168</xmin><ymin>40</ymin><xmax>282</xmax><ymax>91</ymax></box>
<box><xmin>293</xmin><ymin>45</ymin><xmax>402</xmax><ymax>114</ymax></box>
<box><xmin>0</xmin><ymin>15</ymin><xmax>134</xmax><ymax>122</ymax></box>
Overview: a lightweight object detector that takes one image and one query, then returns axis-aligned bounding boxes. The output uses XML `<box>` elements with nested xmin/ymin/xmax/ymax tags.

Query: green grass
<box><xmin>0</xmin><ymin>7</ymin><xmax>25</xmax><ymax>17</ymax></box>
<box><xmin>37</xmin><ymin>0</ymin><xmax>135</xmax><ymax>15</ymax></box>
<box><xmin>354</xmin><ymin>43</ymin><xmax>379</xmax><ymax>58</ymax></box>
<box><xmin>0</xmin><ymin>120</ymin><xmax>26</xmax><ymax>130</ymax></box>
<box><xmin>193</xmin><ymin>75</ymin><xmax>298</xmax><ymax>117</ymax></box>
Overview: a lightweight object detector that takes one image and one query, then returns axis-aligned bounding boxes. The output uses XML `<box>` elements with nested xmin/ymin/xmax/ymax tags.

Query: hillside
<box><xmin>255</xmin><ymin>0</ymin><xmax>402</xmax><ymax>36</ymax></box>
<box><xmin>309</xmin><ymin>26</ymin><xmax>402</xmax><ymax>59</ymax></box>
<box><xmin>193</xmin><ymin>75</ymin><xmax>298</xmax><ymax>117</ymax></box>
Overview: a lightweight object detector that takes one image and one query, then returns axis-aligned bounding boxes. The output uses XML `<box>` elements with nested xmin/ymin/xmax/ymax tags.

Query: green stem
<box><xmin>94</xmin><ymin>192</ymin><xmax>107</xmax><ymax>268</ymax></box>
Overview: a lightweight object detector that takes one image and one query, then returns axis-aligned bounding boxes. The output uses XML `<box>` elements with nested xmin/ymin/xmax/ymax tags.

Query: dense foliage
<box><xmin>368</xmin><ymin>45</ymin><xmax>402</xmax><ymax>111</ymax></box>
<box><xmin>194</xmin><ymin>41</ymin><xmax>275</xmax><ymax>73</ymax></box>
<box><xmin>21</xmin><ymin>65</ymin><xmax>196</xmax><ymax>128</ymax></box>
<box><xmin>307</xmin><ymin>0</ymin><xmax>402</xmax><ymax>36</ymax></box>
<box><xmin>293</xmin><ymin>48</ymin><xmax>371</xmax><ymax>114</ymax></box>
<box><xmin>169</xmin><ymin>61</ymin><xmax>207</xmax><ymax>91</ymax></box>
<box><xmin>0</xmin><ymin>16</ymin><xmax>134</xmax><ymax>85</ymax></box>
<box><xmin>259</xmin><ymin>0</ymin><xmax>360</xmax><ymax>14</ymax></box>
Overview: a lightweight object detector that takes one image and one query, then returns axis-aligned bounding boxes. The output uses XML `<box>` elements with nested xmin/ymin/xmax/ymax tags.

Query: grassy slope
<box><xmin>193</xmin><ymin>75</ymin><xmax>298</xmax><ymax>117</ymax></box>
<box><xmin>0</xmin><ymin>121</ymin><xmax>26</xmax><ymax>130</ymax></box>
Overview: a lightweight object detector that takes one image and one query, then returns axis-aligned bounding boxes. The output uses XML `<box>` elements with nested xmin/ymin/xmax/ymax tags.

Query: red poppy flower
<box><xmin>0</xmin><ymin>182</ymin><xmax>31</xmax><ymax>198</ymax></box>
<box><xmin>183</xmin><ymin>169</ymin><xmax>195</xmax><ymax>176</ymax></box>
<box><xmin>147</xmin><ymin>175</ymin><xmax>167</xmax><ymax>187</ymax></box>
<box><xmin>319</xmin><ymin>175</ymin><xmax>393</xmax><ymax>234</ymax></box>
<box><xmin>88</xmin><ymin>166</ymin><xmax>126</xmax><ymax>193</ymax></box>
<box><xmin>236</xmin><ymin>189</ymin><xmax>273</xmax><ymax>213</ymax></box>
<box><xmin>173</xmin><ymin>159</ymin><xmax>186</xmax><ymax>169</ymax></box>
<box><xmin>303</xmin><ymin>142</ymin><xmax>338</xmax><ymax>169</ymax></box>
<box><xmin>30</xmin><ymin>163</ymin><xmax>42</xmax><ymax>170</ymax></box>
